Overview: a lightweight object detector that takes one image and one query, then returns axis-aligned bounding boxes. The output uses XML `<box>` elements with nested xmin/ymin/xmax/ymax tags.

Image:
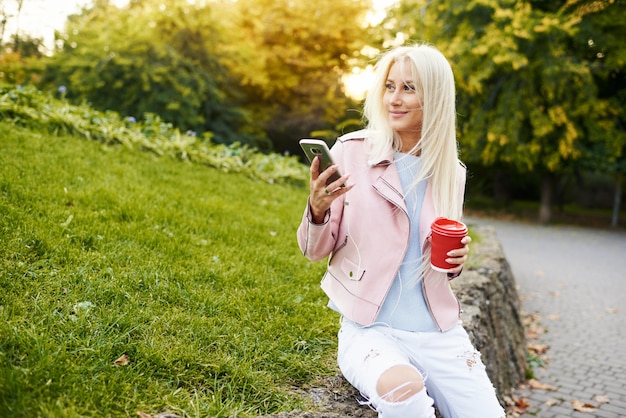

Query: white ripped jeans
<box><xmin>337</xmin><ymin>318</ymin><xmax>505</xmax><ymax>418</ymax></box>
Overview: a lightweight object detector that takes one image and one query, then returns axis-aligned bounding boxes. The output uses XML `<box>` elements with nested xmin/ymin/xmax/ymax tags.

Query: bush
<box><xmin>0</xmin><ymin>84</ymin><xmax>308</xmax><ymax>186</ymax></box>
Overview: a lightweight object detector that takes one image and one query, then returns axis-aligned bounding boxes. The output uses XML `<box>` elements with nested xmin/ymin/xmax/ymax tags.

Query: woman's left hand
<box><xmin>444</xmin><ymin>235</ymin><xmax>471</xmax><ymax>277</ymax></box>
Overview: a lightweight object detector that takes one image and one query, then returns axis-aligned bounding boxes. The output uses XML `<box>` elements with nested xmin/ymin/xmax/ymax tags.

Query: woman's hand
<box><xmin>309</xmin><ymin>156</ymin><xmax>352</xmax><ymax>224</ymax></box>
<box><xmin>444</xmin><ymin>235</ymin><xmax>471</xmax><ymax>278</ymax></box>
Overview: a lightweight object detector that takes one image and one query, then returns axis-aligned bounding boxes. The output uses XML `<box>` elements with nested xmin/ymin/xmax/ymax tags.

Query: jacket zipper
<box><xmin>372</xmin><ymin>182</ymin><xmax>411</xmax><ymax>319</ymax></box>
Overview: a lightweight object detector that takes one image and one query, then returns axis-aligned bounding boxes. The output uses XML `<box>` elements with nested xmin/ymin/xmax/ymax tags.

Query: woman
<box><xmin>296</xmin><ymin>44</ymin><xmax>505</xmax><ymax>417</ymax></box>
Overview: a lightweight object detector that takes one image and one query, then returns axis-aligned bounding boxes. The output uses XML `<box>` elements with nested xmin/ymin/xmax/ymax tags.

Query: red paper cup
<box><xmin>430</xmin><ymin>217</ymin><xmax>468</xmax><ymax>272</ymax></box>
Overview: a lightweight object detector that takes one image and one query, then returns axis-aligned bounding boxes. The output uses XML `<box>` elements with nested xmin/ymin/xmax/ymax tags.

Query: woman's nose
<box><xmin>390</xmin><ymin>90</ymin><xmax>402</xmax><ymax>105</ymax></box>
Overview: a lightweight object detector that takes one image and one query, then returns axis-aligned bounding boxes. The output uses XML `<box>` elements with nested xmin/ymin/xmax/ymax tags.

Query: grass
<box><xmin>0</xmin><ymin>121</ymin><xmax>338</xmax><ymax>417</ymax></box>
<box><xmin>3</xmin><ymin>81</ymin><xmax>615</xmax><ymax>417</ymax></box>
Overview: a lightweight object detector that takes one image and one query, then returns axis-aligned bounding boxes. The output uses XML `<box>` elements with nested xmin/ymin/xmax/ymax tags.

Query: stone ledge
<box><xmin>454</xmin><ymin>224</ymin><xmax>528</xmax><ymax>400</ymax></box>
<box><xmin>257</xmin><ymin>224</ymin><xmax>527</xmax><ymax>418</ymax></box>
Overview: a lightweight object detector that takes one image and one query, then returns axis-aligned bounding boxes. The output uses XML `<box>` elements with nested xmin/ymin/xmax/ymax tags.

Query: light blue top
<box><xmin>373</xmin><ymin>152</ymin><xmax>438</xmax><ymax>332</ymax></box>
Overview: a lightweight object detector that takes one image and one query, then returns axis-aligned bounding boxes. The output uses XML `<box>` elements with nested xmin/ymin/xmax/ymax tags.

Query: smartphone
<box><xmin>299</xmin><ymin>138</ymin><xmax>344</xmax><ymax>186</ymax></box>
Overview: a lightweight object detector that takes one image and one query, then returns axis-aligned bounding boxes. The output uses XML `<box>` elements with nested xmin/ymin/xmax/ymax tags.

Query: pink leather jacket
<box><xmin>297</xmin><ymin>130</ymin><xmax>467</xmax><ymax>332</ymax></box>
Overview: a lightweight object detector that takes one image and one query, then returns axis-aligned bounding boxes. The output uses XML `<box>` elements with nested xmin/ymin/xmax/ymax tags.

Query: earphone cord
<box><xmin>343</xmin><ymin>194</ymin><xmax>364</xmax><ymax>322</ymax></box>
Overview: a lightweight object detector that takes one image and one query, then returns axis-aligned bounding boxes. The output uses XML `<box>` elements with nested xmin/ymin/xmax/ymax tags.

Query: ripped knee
<box><xmin>376</xmin><ymin>364</ymin><xmax>425</xmax><ymax>403</ymax></box>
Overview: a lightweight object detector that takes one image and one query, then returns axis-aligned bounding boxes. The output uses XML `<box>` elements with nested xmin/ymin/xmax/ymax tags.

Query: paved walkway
<box><xmin>468</xmin><ymin>217</ymin><xmax>626</xmax><ymax>418</ymax></box>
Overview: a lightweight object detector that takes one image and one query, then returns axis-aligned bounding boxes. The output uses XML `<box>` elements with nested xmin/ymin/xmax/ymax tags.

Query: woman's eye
<box><xmin>403</xmin><ymin>84</ymin><xmax>414</xmax><ymax>91</ymax></box>
<box><xmin>385</xmin><ymin>83</ymin><xmax>395</xmax><ymax>91</ymax></box>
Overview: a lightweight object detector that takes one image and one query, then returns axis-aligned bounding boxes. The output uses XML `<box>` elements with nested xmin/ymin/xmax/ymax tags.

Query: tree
<box><xmin>0</xmin><ymin>0</ymin><xmax>47</xmax><ymax>85</ymax></box>
<box><xmin>0</xmin><ymin>33</ymin><xmax>45</xmax><ymax>84</ymax></box>
<box><xmin>40</xmin><ymin>0</ymin><xmax>253</xmax><ymax>146</ymax></box>
<box><xmin>382</xmin><ymin>0</ymin><xmax>625</xmax><ymax>224</ymax></box>
<box><xmin>0</xmin><ymin>0</ymin><xmax>25</xmax><ymax>50</ymax></box>
<box><xmin>215</xmin><ymin>0</ymin><xmax>371</xmax><ymax>153</ymax></box>
<box><xmin>572</xmin><ymin>0</ymin><xmax>626</xmax><ymax>227</ymax></box>
<box><xmin>39</xmin><ymin>0</ymin><xmax>372</xmax><ymax>152</ymax></box>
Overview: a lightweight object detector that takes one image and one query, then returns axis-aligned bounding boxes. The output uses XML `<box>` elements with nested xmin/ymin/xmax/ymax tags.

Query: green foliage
<box><xmin>381</xmin><ymin>0</ymin><xmax>625</xmax><ymax>222</ymax></box>
<box><xmin>0</xmin><ymin>84</ymin><xmax>308</xmax><ymax>186</ymax></box>
<box><xmin>1</xmin><ymin>33</ymin><xmax>46</xmax><ymax>58</ymax></box>
<box><xmin>0</xmin><ymin>50</ymin><xmax>45</xmax><ymax>85</ymax></box>
<box><xmin>0</xmin><ymin>114</ymin><xmax>337</xmax><ymax>416</ymax></box>
<box><xmin>0</xmin><ymin>31</ymin><xmax>47</xmax><ymax>86</ymax></box>
<box><xmin>525</xmin><ymin>352</ymin><xmax>546</xmax><ymax>380</ymax></box>
<box><xmin>392</xmin><ymin>1</ymin><xmax>579</xmax><ymax>171</ymax></box>
<box><xmin>572</xmin><ymin>0</ymin><xmax>626</xmax><ymax>175</ymax></box>
<box><xmin>39</xmin><ymin>0</ymin><xmax>256</xmax><ymax>147</ymax></box>
<box><xmin>383</xmin><ymin>0</ymin><xmax>625</xmax><ymax>175</ymax></box>
<box><xmin>32</xmin><ymin>0</ymin><xmax>372</xmax><ymax>154</ymax></box>
<box><xmin>215</xmin><ymin>0</ymin><xmax>372</xmax><ymax>153</ymax></box>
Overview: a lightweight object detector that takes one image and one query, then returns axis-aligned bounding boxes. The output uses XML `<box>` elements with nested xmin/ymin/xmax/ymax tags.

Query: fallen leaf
<box><xmin>526</xmin><ymin>327</ymin><xmax>547</xmax><ymax>340</ymax></box>
<box><xmin>514</xmin><ymin>396</ymin><xmax>531</xmax><ymax>412</ymax></box>
<box><xmin>545</xmin><ymin>399</ymin><xmax>559</xmax><ymax>406</ymax></box>
<box><xmin>547</xmin><ymin>314</ymin><xmax>560</xmax><ymax>321</ymax></box>
<box><xmin>504</xmin><ymin>394</ymin><xmax>530</xmax><ymax>413</ymax></box>
<box><xmin>529</xmin><ymin>379</ymin><xmax>558</xmax><ymax>391</ymax></box>
<box><xmin>523</xmin><ymin>312</ymin><xmax>541</xmax><ymax>324</ymax></box>
<box><xmin>137</xmin><ymin>412</ymin><xmax>151</xmax><ymax>418</ymax></box>
<box><xmin>522</xmin><ymin>312</ymin><xmax>547</xmax><ymax>340</ymax></box>
<box><xmin>528</xmin><ymin>343</ymin><xmax>549</xmax><ymax>354</ymax></box>
<box><xmin>606</xmin><ymin>307</ymin><xmax>620</xmax><ymax>314</ymax></box>
<box><xmin>526</xmin><ymin>330</ymin><xmax>539</xmax><ymax>339</ymax></box>
<box><xmin>595</xmin><ymin>395</ymin><xmax>610</xmax><ymax>404</ymax></box>
<box><xmin>572</xmin><ymin>399</ymin><xmax>597</xmax><ymax>412</ymax></box>
<box><xmin>114</xmin><ymin>354</ymin><xmax>130</xmax><ymax>366</ymax></box>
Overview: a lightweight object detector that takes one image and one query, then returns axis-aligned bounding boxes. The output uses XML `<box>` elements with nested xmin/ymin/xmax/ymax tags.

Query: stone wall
<box><xmin>453</xmin><ymin>224</ymin><xmax>528</xmax><ymax>400</ymax></box>
<box><xmin>258</xmin><ymin>224</ymin><xmax>527</xmax><ymax>418</ymax></box>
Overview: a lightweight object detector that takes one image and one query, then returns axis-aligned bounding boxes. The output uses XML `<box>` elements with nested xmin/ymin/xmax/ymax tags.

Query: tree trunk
<box><xmin>611</xmin><ymin>174</ymin><xmax>622</xmax><ymax>228</ymax></box>
<box><xmin>493</xmin><ymin>168</ymin><xmax>510</xmax><ymax>207</ymax></box>
<box><xmin>538</xmin><ymin>172</ymin><xmax>556</xmax><ymax>224</ymax></box>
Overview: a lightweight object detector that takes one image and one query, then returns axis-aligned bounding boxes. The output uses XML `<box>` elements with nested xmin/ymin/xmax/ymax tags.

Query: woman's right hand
<box><xmin>309</xmin><ymin>156</ymin><xmax>352</xmax><ymax>224</ymax></box>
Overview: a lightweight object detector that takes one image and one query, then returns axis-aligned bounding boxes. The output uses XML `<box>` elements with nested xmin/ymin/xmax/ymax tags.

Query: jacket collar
<box><xmin>372</xmin><ymin>155</ymin><xmax>407</xmax><ymax>213</ymax></box>
<box><xmin>373</xmin><ymin>150</ymin><xmax>436</xmax><ymax>249</ymax></box>
<box><xmin>367</xmin><ymin>145</ymin><xmax>395</xmax><ymax>167</ymax></box>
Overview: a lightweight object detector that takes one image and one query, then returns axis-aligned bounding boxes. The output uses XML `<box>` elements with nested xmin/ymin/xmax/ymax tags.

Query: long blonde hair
<box><xmin>363</xmin><ymin>43</ymin><xmax>462</xmax><ymax>220</ymax></box>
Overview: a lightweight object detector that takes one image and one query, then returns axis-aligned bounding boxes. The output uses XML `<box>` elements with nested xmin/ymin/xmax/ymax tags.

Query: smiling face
<box><xmin>383</xmin><ymin>58</ymin><xmax>424</xmax><ymax>153</ymax></box>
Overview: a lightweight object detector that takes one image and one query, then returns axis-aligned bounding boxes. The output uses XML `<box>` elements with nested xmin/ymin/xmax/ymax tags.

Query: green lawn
<box><xmin>0</xmin><ymin>122</ymin><xmax>338</xmax><ymax>417</ymax></box>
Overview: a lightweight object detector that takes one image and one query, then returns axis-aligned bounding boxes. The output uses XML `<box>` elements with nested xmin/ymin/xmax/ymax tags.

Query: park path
<box><xmin>467</xmin><ymin>217</ymin><xmax>626</xmax><ymax>418</ymax></box>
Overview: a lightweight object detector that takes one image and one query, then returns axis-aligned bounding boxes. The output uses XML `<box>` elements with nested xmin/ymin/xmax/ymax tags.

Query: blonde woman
<box><xmin>297</xmin><ymin>44</ymin><xmax>504</xmax><ymax>417</ymax></box>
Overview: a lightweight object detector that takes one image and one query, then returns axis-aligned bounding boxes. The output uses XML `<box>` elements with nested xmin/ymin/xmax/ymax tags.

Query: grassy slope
<box><xmin>0</xmin><ymin>121</ymin><xmax>338</xmax><ymax>417</ymax></box>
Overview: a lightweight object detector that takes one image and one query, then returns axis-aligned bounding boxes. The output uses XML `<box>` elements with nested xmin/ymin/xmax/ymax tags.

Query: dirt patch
<box><xmin>257</xmin><ymin>375</ymin><xmax>376</xmax><ymax>418</ymax></box>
